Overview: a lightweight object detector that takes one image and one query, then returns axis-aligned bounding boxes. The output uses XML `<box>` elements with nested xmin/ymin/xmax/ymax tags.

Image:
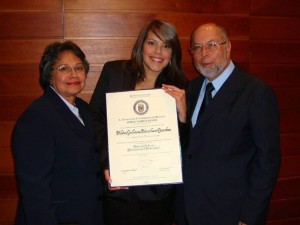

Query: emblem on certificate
<box><xmin>133</xmin><ymin>100</ymin><xmax>149</xmax><ymax>115</ymax></box>
<box><xmin>106</xmin><ymin>89</ymin><xmax>183</xmax><ymax>187</ymax></box>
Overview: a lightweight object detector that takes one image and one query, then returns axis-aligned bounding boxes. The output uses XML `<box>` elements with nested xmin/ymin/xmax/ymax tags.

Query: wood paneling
<box><xmin>0</xmin><ymin>95</ymin><xmax>41</xmax><ymax>122</ymax></box>
<box><xmin>250</xmin><ymin>41</ymin><xmax>300</xmax><ymax>64</ymax></box>
<box><xmin>250</xmin><ymin>65</ymin><xmax>300</xmax><ymax>87</ymax></box>
<box><xmin>0</xmin><ymin>175</ymin><xmax>17</xmax><ymax>199</ymax></box>
<box><xmin>268</xmin><ymin>198</ymin><xmax>300</xmax><ymax>220</ymax></box>
<box><xmin>251</xmin><ymin>0</ymin><xmax>300</xmax><ymax>17</ymax></box>
<box><xmin>0</xmin><ymin>123</ymin><xmax>14</xmax><ymax>148</ymax></box>
<box><xmin>0</xmin><ymin>0</ymin><xmax>300</xmax><ymax>224</ymax></box>
<box><xmin>274</xmin><ymin>87</ymin><xmax>300</xmax><ymax>110</ymax></box>
<box><xmin>0</xmin><ymin>66</ymin><xmax>40</xmax><ymax>95</ymax></box>
<box><xmin>65</xmin><ymin>0</ymin><xmax>250</xmax><ymax>14</ymax></box>
<box><xmin>251</xmin><ymin>17</ymin><xmax>300</xmax><ymax>40</ymax></box>
<box><xmin>84</xmin><ymin>69</ymin><xmax>102</xmax><ymax>93</ymax></box>
<box><xmin>0</xmin><ymin>39</ymin><xmax>63</xmax><ymax>65</ymax></box>
<box><xmin>0</xmin><ymin>149</ymin><xmax>14</xmax><ymax>174</ymax></box>
<box><xmin>267</xmin><ymin>217</ymin><xmax>300</xmax><ymax>225</ymax></box>
<box><xmin>0</xmin><ymin>199</ymin><xmax>18</xmax><ymax>224</ymax></box>
<box><xmin>182</xmin><ymin>63</ymin><xmax>199</xmax><ymax>80</ymax></box>
<box><xmin>280</xmin><ymin>133</ymin><xmax>300</xmax><ymax>156</ymax></box>
<box><xmin>0</xmin><ymin>0</ymin><xmax>61</xmax><ymax>10</ymax></box>
<box><xmin>272</xmin><ymin>177</ymin><xmax>300</xmax><ymax>200</ymax></box>
<box><xmin>280</xmin><ymin>111</ymin><xmax>300</xmax><ymax>134</ymax></box>
<box><xmin>67</xmin><ymin>39</ymin><xmax>133</xmax><ymax>64</ymax></box>
<box><xmin>278</xmin><ymin>156</ymin><xmax>300</xmax><ymax>178</ymax></box>
<box><xmin>0</xmin><ymin>12</ymin><xmax>62</xmax><ymax>38</ymax></box>
<box><xmin>65</xmin><ymin>12</ymin><xmax>250</xmax><ymax>38</ymax></box>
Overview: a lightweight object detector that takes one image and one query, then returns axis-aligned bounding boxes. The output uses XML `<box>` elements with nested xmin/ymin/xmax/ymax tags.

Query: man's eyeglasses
<box><xmin>56</xmin><ymin>65</ymin><xmax>85</xmax><ymax>74</ymax></box>
<box><xmin>189</xmin><ymin>41</ymin><xmax>227</xmax><ymax>54</ymax></box>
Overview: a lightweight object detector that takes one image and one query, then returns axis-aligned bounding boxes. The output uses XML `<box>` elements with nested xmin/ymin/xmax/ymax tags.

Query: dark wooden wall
<box><xmin>0</xmin><ymin>0</ymin><xmax>299</xmax><ymax>224</ymax></box>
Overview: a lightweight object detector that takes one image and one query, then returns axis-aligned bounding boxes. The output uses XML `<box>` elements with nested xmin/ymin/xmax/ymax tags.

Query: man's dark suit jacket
<box><xmin>182</xmin><ymin>66</ymin><xmax>281</xmax><ymax>225</ymax></box>
<box><xmin>12</xmin><ymin>86</ymin><xmax>104</xmax><ymax>225</ymax></box>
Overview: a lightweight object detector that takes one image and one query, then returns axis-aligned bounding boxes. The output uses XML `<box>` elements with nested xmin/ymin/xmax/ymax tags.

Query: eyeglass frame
<box><xmin>189</xmin><ymin>41</ymin><xmax>227</xmax><ymax>54</ymax></box>
<box><xmin>55</xmin><ymin>64</ymin><xmax>86</xmax><ymax>74</ymax></box>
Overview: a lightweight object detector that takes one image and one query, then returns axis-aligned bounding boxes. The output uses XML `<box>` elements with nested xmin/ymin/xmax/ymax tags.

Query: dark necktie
<box><xmin>198</xmin><ymin>82</ymin><xmax>215</xmax><ymax>117</ymax></box>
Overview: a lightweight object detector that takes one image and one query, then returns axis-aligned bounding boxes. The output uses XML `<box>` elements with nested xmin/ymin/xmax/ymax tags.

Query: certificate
<box><xmin>106</xmin><ymin>89</ymin><xmax>183</xmax><ymax>187</ymax></box>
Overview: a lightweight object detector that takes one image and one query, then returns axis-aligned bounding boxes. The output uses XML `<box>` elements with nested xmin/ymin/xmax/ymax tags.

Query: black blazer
<box><xmin>12</xmin><ymin>86</ymin><xmax>104</xmax><ymax>225</ymax></box>
<box><xmin>182</xmin><ymin>66</ymin><xmax>281</xmax><ymax>225</ymax></box>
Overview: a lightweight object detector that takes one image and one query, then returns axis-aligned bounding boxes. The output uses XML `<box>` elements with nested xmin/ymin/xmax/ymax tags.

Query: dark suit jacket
<box><xmin>12</xmin><ymin>86</ymin><xmax>104</xmax><ymax>225</ymax></box>
<box><xmin>182</xmin><ymin>66</ymin><xmax>281</xmax><ymax>225</ymax></box>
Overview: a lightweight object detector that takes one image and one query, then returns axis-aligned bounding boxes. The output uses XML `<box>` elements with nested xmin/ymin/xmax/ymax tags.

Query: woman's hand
<box><xmin>104</xmin><ymin>169</ymin><xmax>128</xmax><ymax>191</ymax></box>
<box><xmin>162</xmin><ymin>84</ymin><xmax>187</xmax><ymax>123</ymax></box>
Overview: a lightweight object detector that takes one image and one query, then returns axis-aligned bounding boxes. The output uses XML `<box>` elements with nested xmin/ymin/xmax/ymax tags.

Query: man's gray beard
<box><xmin>196</xmin><ymin>65</ymin><xmax>219</xmax><ymax>80</ymax></box>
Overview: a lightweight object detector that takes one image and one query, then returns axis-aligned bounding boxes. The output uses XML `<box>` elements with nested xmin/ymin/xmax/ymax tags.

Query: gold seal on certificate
<box><xmin>106</xmin><ymin>89</ymin><xmax>183</xmax><ymax>187</ymax></box>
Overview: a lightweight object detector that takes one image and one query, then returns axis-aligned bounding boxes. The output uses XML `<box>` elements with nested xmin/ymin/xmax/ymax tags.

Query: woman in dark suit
<box><xmin>12</xmin><ymin>41</ymin><xmax>104</xmax><ymax>225</ymax></box>
<box><xmin>89</xmin><ymin>19</ymin><xmax>188</xmax><ymax>225</ymax></box>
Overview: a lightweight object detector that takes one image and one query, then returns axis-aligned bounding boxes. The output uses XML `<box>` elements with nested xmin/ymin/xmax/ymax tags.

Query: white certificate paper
<box><xmin>106</xmin><ymin>89</ymin><xmax>183</xmax><ymax>187</ymax></box>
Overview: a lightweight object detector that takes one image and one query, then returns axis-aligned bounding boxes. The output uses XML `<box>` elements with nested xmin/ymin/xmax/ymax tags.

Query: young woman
<box><xmin>90</xmin><ymin>19</ymin><xmax>188</xmax><ymax>225</ymax></box>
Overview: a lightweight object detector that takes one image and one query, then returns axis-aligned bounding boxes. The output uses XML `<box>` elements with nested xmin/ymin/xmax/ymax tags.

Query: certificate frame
<box><xmin>106</xmin><ymin>89</ymin><xmax>183</xmax><ymax>187</ymax></box>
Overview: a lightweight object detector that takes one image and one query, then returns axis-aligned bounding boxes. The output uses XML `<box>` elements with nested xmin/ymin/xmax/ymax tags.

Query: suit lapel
<box><xmin>45</xmin><ymin>87</ymin><xmax>96</xmax><ymax>143</ymax></box>
<box><xmin>75</xmin><ymin>99</ymin><xmax>97</xmax><ymax>141</ymax></box>
<box><xmin>193</xmin><ymin>68</ymin><xmax>244</xmax><ymax>128</ymax></box>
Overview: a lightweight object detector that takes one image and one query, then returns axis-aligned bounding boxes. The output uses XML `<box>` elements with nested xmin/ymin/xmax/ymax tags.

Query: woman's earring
<box><xmin>169</xmin><ymin>60</ymin><xmax>171</xmax><ymax>66</ymax></box>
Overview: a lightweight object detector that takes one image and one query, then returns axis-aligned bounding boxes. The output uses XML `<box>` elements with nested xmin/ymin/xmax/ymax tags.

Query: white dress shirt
<box><xmin>191</xmin><ymin>60</ymin><xmax>235</xmax><ymax>127</ymax></box>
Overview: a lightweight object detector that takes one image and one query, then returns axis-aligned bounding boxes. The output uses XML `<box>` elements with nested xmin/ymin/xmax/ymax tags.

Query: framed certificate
<box><xmin>106</xmin><ymin>89</ymin><xmax>183</xmax><ymax>187</ymax></box>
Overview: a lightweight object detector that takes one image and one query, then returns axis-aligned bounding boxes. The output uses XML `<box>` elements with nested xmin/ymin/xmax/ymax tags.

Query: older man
<box><xmin>178</xmin><ymin>23</ymin><xmax>281</xmax><ymax>225</ymax></box>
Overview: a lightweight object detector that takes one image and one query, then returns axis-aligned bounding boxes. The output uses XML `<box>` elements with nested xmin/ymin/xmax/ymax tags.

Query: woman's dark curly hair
<box><xmin>39</xmin><ymin>41</ymin><xmax>89</xmax><ymax>90</ymax></box>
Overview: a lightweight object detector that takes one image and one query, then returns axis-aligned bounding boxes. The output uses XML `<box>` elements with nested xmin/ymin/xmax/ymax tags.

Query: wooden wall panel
<box><xmin>0</xmin><ymin>0</ymin><xmax>61</xmax><ymax>10</ymax></box>
<box><xmin>68</xmin><ymin>39</ymin><xmax>133</xmax><ymax>64</ymax></box>
<box><xmin>273</xmin><ymin>87</ymin><xmax>300</xmax><ymax>110</ymax></box>
<box><xmin>65</xmin><ymin>0</ymin><xmax>250</xmax><ymax>14</ymax></box>
<box><xmin>0</xmin><ymin>39</ymin><xmax>63</xmax><ymax>66</ymax></box>
<box><xmin>280</xmin><ymin>111</ymin><xmax>300</xmax><ymax>133</ymax></box>
<box><xmin>272</xmin><ymin>177</ymin><xmax>300</xmax><ymax>200</ymax></box>
<box><xmin>0</xmin><ymin>95</ymin><xmax>41</xmax><ymax>122</ymax></box>
<box><xmin>249</xmin><ymin>11</ymin><xmax>300</xmax><ymax>225</ymax></box>
<box><xmin>250</xmin><ymin>65</ymin><xmax>300</xmax><ymax>87</ymax></box>
<box><xmin>182</xmin><ymin>63</ymin><xmax>199</xmax><ymax>80</ymax></box>
<box><xmin>251</xmin><ymin>17</ymin><xmax>300</xmax><ymax>40</ymax></box>
<box><xmin>280</xmin><ymin>133</ymin><xmax>300</xmax><ymax>156</ymax></box>
<box><xmin>0</xmin><ymin>123</ymin><xmax>14</xmax><ymax>148</ymax></box>
<box><xmin>268</xmin><ymin>198</ymin><xmax>300</xmax><ymax>220</ymax></box>
<box><xmin>278</xmin><ymin>156</ymin><xmax>300</xmax><ymax>178</ymax></box>
<box><xmin>0</xmin><ymin>149</ymin><xmax>14</xmax><ymax>174</ymax></box>
<box><xmin>0</xmin><ymin>0</ymin><xmax>299</xmax><ymax>224</ymax></box>
<box><xmin>251</xmin><ymin>0</ymin><xmax>300</xmax><ymax>17</ymax></box>
<box><xmin>0</xmin><ymin>199</ymin><xmax>18</xmax><ymax>225</ymax></box>
<box><xmin>0</xmin><ymin>66</ymin><xmax>40</xmax><ymax>95</ymax></box>
<box><xmin>84</xmin><ymin>69</ymin><xmax>103</xmax><ymax>93</ymax></box>
<box><xmin>0</xmin><ymin>12</ymin><xmax>62</xmax><ymax>38</ymax></box>
<box><xmin>65</xmin><ymin>12</ymin><xmax>250</xmax><ymax>38</ymax></box>
<box><xmin>267</xmin><ymin>217</ymin><xmax>300</xmax><ymax>225</ymax></box>
<box><xmin>250</xmin><ymin>41</ymin><xmax>300</xmax><ymax>64</ymax></box>
<box><xmin>0</xmin><ymin>175</ymin><xmax>17</xmax><ymax>199</ymax></box>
